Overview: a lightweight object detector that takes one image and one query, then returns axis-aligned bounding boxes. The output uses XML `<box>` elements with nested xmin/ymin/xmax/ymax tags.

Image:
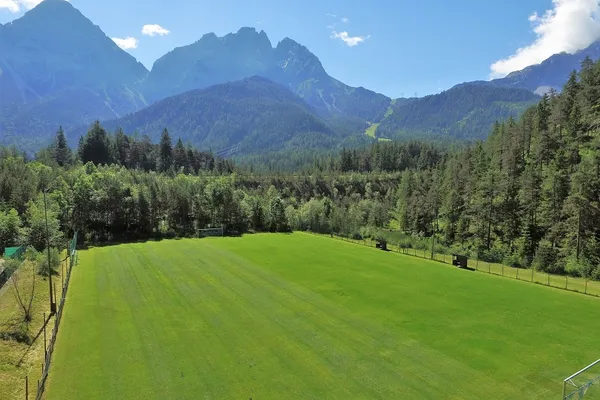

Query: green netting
<box><xmin>4</xmin><ymin>246</ymin><xmax>25</xmax><ymax>260</ymax></box>
<box><xmin>68</xmin><ymin>232</ymin><xmax>78</xmax><ymax>256</ymax></box>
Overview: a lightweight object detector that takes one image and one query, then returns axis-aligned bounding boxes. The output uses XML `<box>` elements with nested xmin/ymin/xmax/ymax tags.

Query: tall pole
<box><xmin>576</xmin><ymin>205</ymin><xmax>582</xmax><ymax>261</ymax></box>
<box><xmin>43</xmin><ymin>190</ymin><xmax>56</xmax><ymax>314</ymax></box>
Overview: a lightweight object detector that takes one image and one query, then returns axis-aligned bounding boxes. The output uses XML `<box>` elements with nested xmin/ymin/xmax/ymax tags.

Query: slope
<box><xmin>376</xmin><ymin>83</ymin><xmax>539</xmax><ymax>141</ymax></box>
<box><xmin>102</xmin><ymin>76</ymin><xmax>341</xmax><ymax>154</ymax></box>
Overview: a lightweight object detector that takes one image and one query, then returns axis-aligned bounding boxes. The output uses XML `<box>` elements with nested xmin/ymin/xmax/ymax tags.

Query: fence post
<box><xmin>565</xmin><ymin>276</ymin><xmax>568</xmax><ymax>290</ymax></box>
<box><xmin>502</xmin><ymin>265</ymin><xmax>504</xmax><ymax>277</ymax></box>
<box><xmin>43</xmin><ymin>313</ymin><xmax>47</xmax><ymax>359</ymax></box>
<box><xmin>547</xmin><ymin>272</ymin><xmax>550</xmax><ymax>286</ymax></box>
<box><xmin>585</xmin><ymin>279</ymin><xmax>588</xmax><ymax>295</ymax></box>
<box><xmin>516</xmin><ymin>267</ymin><xmax>519</xmax><ymax>280</ymax></box>
<box><xmin>25</xmin><ymin>376</ymin><xmax>28</xmax><ymax>400</ymax></box>
<box><xmin>531</xmin><ymin>268</ymin><xmax>534</xmax><ymax>283</ymax></box>
<box><xmin>488</xmin><ymin>262</ymin><xmax>490</xmax><ymax>274</ymax></box>
<box><xmin>476</xmin><ymin>259</ymin><xmax>479</xmax><ymax>270</ymax></box>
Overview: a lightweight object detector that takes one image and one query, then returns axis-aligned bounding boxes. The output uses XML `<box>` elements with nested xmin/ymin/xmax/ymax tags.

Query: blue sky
<box><xmin>2</xmin><ymin>0</ymin><xmax>600</xmax><ymax>98</ymax></box>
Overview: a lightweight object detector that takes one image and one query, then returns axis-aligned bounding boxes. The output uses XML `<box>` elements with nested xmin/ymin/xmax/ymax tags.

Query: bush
<box><xmin>479</xmin><ymin>246</ymin><xmax>508</xmax><ymax>264</ymax></box>
<box><xmin>3</xmin><ymin>259</ymin><xmax>21</xmax><ymax>276</ymax></box>
<box><xmin>565</xmin><ymin>257</ymin><xmax>594</xmax><ymax>278</ymax></box>
<box><xmin>37</xmin><ymin>247</ymin><xmax>61</xmax><ymax>276</ymax></box>
<box><xmin>503</xmin><ymin>253</ymin><xmax>523</xmax><ymax>269</ymax></box>
<box><xmin>532</xmin><ymin>240</ymin><xmax>561</xmax><ymax>273</ymax></box>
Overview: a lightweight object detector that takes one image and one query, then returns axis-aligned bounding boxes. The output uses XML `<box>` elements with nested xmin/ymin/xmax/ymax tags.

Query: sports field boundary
<box><xmin>28</xmin><ymin>238</ymin><xmax>78</xmax><ymax>400</ymax></box>
<box><xmin>308</xmin><ymin>231</ymin><xmax>600</xmax><ymax>299</ymax></box>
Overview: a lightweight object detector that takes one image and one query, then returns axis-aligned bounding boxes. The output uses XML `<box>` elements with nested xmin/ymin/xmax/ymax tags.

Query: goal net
<box><xmin>564</xmin><ymin>360</ymin><xmax>600</xmax><ymax>400</ymax></box>
<box><xmin>197</xmin><ymin>227</ymin><xmax>224</xmax><ymax>238</ymax></box>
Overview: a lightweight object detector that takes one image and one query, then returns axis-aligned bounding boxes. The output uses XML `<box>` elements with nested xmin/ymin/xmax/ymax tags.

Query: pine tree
<box><xmin>81</xmin><ymin>121</ymin><xmax>113</xmax><ymax>165</ymax></box>
<box><xmin>53</xmin><ymin>126</ymin><xmax>72</xmax><ymax>167</ymax></box>
<box><xmin>159</xmin><ymin>128</ymin><xmax>173</xmax><ymax>172</ymax></box>
<box><xmin>114</xmin><ymin>128</ymin><xmax>130</xmax><ymax>166</ymax></box>
<box><xmin>173</xmin><ymin>138</ymin><xmax>188</xmax><ymax>172</ymax></box>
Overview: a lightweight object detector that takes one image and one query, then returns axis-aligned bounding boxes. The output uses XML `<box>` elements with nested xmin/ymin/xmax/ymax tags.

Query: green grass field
<box><xmin>45</xmin><ymin>233</ymin><xmax>600</xmax><ymax>399</ymax></box>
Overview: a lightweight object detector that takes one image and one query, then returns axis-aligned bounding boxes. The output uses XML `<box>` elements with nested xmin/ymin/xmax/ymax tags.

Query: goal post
<box><xmin>197</xmin><ymin>227</ymin><xmax>224</xmax><ymax>238</ymax></box>
<box><xmin>563</xmin><ymin>359</ymin><xmax>600</xmax><ymax>400</ymax></box>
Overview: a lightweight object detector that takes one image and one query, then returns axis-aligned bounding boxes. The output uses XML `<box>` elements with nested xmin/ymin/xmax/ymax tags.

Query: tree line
<box><xmin>2</xmin><ymin>57</ymin><xmax>600</xmax><ymax>281</ymax></box>
<box><xmin>393</xmin><ymin>57</ymin><xmax>600</xmax><ymax>278</ymax></box>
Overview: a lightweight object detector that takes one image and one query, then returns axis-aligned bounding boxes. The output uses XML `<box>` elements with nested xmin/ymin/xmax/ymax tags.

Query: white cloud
<box><xmin>0</xmin><ymin>0</ymin><xmax>20</xmax><ymax>12</ymax></box>
<box><xmin>490</xmin><ymin>0</ymin><xmax>600</xmax><ymax>78</ymax></box>
<box><xmin>341</xmin><ymin>16</ymin><xmax>349</xmax><ymax>23</ymax></box>
<box><xmin>326</xmin><ymin>13</ymin><xmax>338</xmax><ymax>18</ymax></box>
<box><xmin>0</xmin><ymin>0</ymin><xmax>54</xmax><ymax>12</ymax></box>
<box><xmin>142</xmin><ymin>24</ymin><xmax>170</xmax><ymax>37</ymax></box>
<box><xmin>19</xmin><ymin>0</ymin><xmax>43</xmax><ymax>8</ymax></box>
<box><xmin>331</xmin><ymin>30</ymin><xmax>369</xmax><ymax>47</ymax></box>
<box><xmin>112</xmin><ymin>37</ymin><xmax>139</xmax><ymax>50</ymax></box>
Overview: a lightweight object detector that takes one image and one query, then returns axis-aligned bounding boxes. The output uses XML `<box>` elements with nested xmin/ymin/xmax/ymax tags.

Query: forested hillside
<box><xmin>391</xmin><ymin>64</ymin><xmax>600</xmax><ymax>277</ymax></box>
<box><xmin>376</xmin><ymin>83</ymin><xmax>539</xmax><ymax>141</ymax></box>
<box><xmin>100</xmin><ymin>77</ymin><xmax>351</xmax><ymax>155</ymax></box>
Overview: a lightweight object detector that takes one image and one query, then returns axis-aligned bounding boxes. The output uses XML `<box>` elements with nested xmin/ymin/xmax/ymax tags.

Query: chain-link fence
<box><xmin>23</xmin><ymin>232</ymin><xmax>78</xmax><ymax>400</ymax></box>
<box><xmin>311</xmin><ymin>231</ymin><xmax>600</xmax><ymax>298</ymax></box>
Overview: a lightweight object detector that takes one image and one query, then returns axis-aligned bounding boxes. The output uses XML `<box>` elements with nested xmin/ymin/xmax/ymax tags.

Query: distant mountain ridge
<box><xmin>0</xmin><ymin>0</ymin><xmax>587</xmax><ymax>154</ymax></box>
<box><xmin>0</xmin><ymin>0</ymin><xmax>149</xmax><ymax>149</ymax></box>
<box><xmin>144</xmin><ymin>27</ymin><xmax>391</xmax><ymax>122</ymax></box>
<box><xmin>481</xmin><ymin>41</ymin><xmax>600</xmax><ymax>95</ymax></box>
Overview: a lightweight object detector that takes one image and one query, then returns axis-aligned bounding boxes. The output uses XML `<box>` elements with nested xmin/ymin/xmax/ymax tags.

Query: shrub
<box><xmin>532</xmin><ymin>240</ymin><xmax>560</xmax><ymax>273</ymax></box>
<box><xmin>503</xmin><ymin>253</ymin><xmax>523</xmax><ymax>269</ymax></box>
<box><xmin>37</xmin><ymin>247</ymin><xmax>61</xmax><ymax>276</ymax></box>
<box><xmin>565</xmin><ymin>257</ymin><xmax>594</xmax><ymax>278</ymax></box>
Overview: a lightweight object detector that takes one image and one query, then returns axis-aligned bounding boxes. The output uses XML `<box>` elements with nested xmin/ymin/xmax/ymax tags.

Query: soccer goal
<box><xmin>563</xmin><ymin>359</ymin><xmax>600</xmax><ymax>399</ymax></box>
<box><xmin>197</xmin><ymin>227</ymin><xmax>224</xmax><ymax>238</ymax></box>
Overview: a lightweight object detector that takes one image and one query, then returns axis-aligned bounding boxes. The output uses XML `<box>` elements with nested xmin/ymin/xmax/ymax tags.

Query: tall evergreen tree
<box><xmin>159</xmin><ymin>128</ymin><xmax>173</xmax><ymax>172</ymax></box>
<box><xmin>54</xmin><ymin>126</ymin><xmax>72</xmax><ymax>167</ymax></box>
<box><xmin>173</xmin><ymin>138</ymin><xmax>188</xmax><ymax>172</ymax></box>
<box><xmin>80</xmin><ymin>121</ymin><xmax>113</xmax><ymax>165</ymax></box>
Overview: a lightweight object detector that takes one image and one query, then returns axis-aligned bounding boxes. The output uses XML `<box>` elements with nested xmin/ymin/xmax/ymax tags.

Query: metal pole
<box><xmin>25</xmin><ymin>376</ymin><xmax>28</xmax><ymax>400</ymax></box>
<box><xmin>516</xmin><ymin>266</ymin><xmax>519</xmax><ymax>280</ymax></box>
<box><xmin>585</xmin><ymin>279</ymin><xmax>588</xmax><ymax>295</ymax></box>
<box><xmin>43</xmin><ymin>190</ymin><xmax>56</xmax><ymax>314</ymax></box>
<box><xmin>531</xmin><ymin>268</ymin><xmax>534</xmax><ymax>282</ymax></box>
<box><xmin>566</xmin><ymin>276</ymin><xmax>568</xmax><ymax>290</ymax></box>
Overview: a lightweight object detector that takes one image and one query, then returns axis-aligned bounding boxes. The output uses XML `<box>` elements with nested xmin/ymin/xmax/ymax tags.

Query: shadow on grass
<box><xmin>78</xmin><ymin>231</ymin><xmax>277</xmax><ymax>250</ymax></box>
<box><xmin>15</xmin><ymin>313</ymin><xmax>52</xmax><ymax>367</ymax></box>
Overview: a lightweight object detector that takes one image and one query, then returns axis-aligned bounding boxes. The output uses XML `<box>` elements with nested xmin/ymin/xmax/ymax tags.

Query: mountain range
<box><xmin>1</xmin><ymin>0</ymin><xmax>598</xmax><ymax>155</ymax></box>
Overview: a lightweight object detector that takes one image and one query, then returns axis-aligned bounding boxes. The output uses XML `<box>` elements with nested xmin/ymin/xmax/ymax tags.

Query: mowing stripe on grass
<box><xmin>45</xmin><ymin>233</ymin><xmax>600</xmax><ymax>399</ymax></box>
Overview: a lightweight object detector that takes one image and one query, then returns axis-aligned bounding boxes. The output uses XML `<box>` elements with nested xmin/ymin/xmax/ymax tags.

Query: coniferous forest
<box><xmin>2</xmin><ymin>58</ymin><xmax>600</xmax><ymax>279</ymax></box>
